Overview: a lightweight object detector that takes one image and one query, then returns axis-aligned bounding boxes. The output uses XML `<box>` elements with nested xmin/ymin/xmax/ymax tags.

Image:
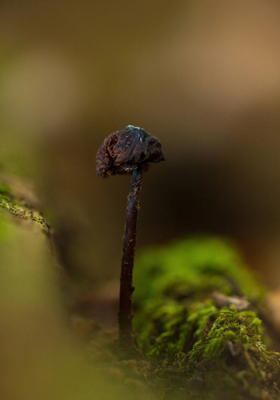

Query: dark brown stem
<box><xmin>119</xmin><ymin>166</ymin><xmax>143</xmax><ymax>348</ymax></box>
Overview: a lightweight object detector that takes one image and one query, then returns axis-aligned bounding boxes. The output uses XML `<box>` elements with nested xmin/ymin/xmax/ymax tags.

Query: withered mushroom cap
<box><xmin>96</xmin><ymin>125</ymin><xmax>165</xmax><ymax>177</ymax></box>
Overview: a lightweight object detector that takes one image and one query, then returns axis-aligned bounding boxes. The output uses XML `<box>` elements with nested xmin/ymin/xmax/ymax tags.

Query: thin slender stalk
<box><xmin>119</xmin><ymin>167</ymin><xmax>143</xmax><ymax>347</ymax></box>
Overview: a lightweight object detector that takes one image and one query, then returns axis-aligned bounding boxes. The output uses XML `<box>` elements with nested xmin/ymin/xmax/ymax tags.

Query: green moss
<box><xmin>134</xmin><ymin>237</ymin><xmax>264</xmax><ymax>307</ymax></box>
<box><xmin>0</xmin><ymin>182</ymin><xmax>50</xmax><ymax>235</ymax></box>
<box><xmin>134</xmin><ymin>238</ymin><xmax>280</xmax><ymax>399</ymax></box>
<box><xmin>136</xmin><ymin>298</ymin><xmax>217</xmax><ymax>360</ymax></box>
<box><xmin>185</xmin><ymin>308</ymin><xmax>280</xmax><ymax>399</ymax></box>
<box><xmin>137</xmin><ymin>299</ymin><xmax>280</xmax><ymax>399</ymax></box>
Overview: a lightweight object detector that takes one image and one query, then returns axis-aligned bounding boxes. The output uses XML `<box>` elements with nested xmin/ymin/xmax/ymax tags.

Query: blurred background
<box><xmin>1</xmin><ymin>0</ymin><xmax>280</xmax><ymax>398</ymax></box>
<box><xmin>2</xmin><ymin>0</ymin><xmax>280</xmax><ymax>285</ymax></box>
<box><xmin>1</xmin><ymin>0</ymin><xmax>280</xmax><ymax>284</ymax></box>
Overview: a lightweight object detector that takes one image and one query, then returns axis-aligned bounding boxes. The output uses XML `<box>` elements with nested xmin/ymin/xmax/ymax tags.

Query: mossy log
<box><xmin>2</xmin><ymin>176</ymin><xmax>280</xmax><ymax>399</ymax></box>
<box><xmin>133</xmin><ymin>238</ymin><xmax>280</xmax><ymax>400</ymax></box>
<box><xmin>0</xmin><ymin>178</ymin><xmax>156</xmax><ymax>400</ymax></box>
<box><xmin>0</xmin><ymin>178</ymin><xmax>50</xmax><ymax>235</ymax></box>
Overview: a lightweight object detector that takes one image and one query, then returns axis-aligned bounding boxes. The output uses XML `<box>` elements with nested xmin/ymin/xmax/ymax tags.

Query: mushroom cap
<box><xmin>96</xmin><ymin>125</ymin><xmax>165</xmax><ymax>177</ymax></box>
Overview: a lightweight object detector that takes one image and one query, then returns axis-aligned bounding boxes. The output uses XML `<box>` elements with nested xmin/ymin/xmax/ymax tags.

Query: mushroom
<box><xmin>96</xmin><ymin>125</ymin><xmax>165</xmax><ymax>351</ymax></box>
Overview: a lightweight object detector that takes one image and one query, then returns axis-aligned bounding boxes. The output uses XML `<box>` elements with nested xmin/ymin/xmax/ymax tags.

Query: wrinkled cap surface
<box><xmin>96</xmin><ymin>125</ymin><xmax>165</xmax><ymax>177</ymax></box>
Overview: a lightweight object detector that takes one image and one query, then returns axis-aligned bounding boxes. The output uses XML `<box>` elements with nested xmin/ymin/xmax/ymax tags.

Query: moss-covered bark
<box><xmin>0</xmin><ymin>177</ymin><xmax>157</xmax><ymax>400</ymax></box>
<box><xmin>2</xmin><ymin>176</ymin><xmax>280</xmax><ymax>399</ymax></box>
<box><xmin>133</xmin><ymin>238</ymin><xmax>280</xmax><ymax>399</ymax></box>
<box><xmin>0</xmin><ymin>179</ymin><xmax>50</xmax><ymax>234</ymax></box>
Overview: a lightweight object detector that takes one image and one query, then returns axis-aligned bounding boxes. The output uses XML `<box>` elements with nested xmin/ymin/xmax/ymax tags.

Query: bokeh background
<box><xmin>2</xmin><ymin>0</ymin><xmax>280</xmax><ymax>286</ymax></box>
<box><xmin>1</xmin><ymin>1</ymin><xmax>280</xmax><ymax>398</ymax></box>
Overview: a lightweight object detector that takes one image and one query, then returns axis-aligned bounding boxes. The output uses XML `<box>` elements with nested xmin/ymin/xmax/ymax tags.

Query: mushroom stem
<box><xmin>119</xmin><ymin>166</ymin><xmax>143</xmax><ymax>347</ymax></box>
